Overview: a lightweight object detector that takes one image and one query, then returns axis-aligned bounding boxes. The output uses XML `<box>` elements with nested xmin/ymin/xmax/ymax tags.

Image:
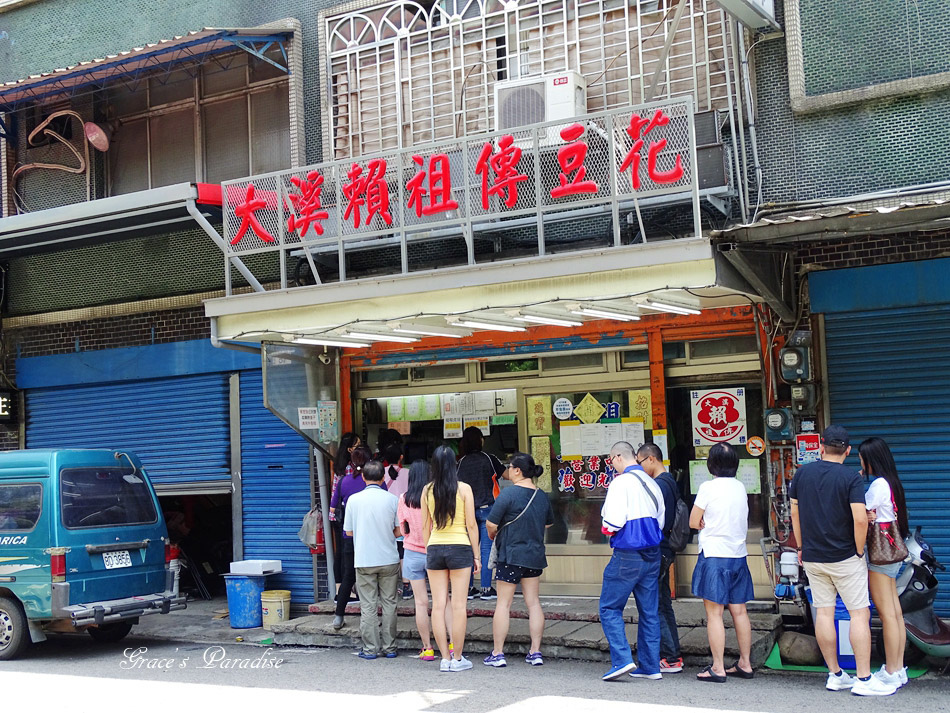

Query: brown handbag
<box><xmin>867</xmin><ymin>496</ymin><xmax>908</xmax><ymax>566</ymax></box>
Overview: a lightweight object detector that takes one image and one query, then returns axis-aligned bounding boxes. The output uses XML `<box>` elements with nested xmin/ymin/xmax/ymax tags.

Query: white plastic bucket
<box><xmin>261</xmin><ymin>589</ymin><xmax>291</xmax><ymax>630</ymax></box>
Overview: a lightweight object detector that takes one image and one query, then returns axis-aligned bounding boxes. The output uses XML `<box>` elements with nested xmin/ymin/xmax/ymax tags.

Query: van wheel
<box><xmin>0</xmin><ymin>596</ymin><xmax>30</xmax><ymax>661</ymax></box>
<box><xmin>87</xmin><ymin>621</ymin><xmax>134</xmax><ymax>643</ymax></box>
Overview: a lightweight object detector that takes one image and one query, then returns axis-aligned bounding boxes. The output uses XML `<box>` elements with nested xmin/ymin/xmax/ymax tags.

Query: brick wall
<box><xmin>797</xmin><ymin>230</ymin><xmax>950</xmax><ymax>273</ymax></box>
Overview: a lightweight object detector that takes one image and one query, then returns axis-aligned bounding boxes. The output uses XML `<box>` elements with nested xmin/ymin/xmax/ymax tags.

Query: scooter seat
<box><xmin>906</xmin><ymin>617</ymin><xmax>950</xmax><ymax>645</ymax></box>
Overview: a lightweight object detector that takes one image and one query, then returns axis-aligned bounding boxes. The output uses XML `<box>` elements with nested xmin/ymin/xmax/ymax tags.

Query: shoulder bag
<box><xmin>867</xmin><ymin>495</ymin><xmax>909</xmax><ymax>565</ymax></box>
<box><xmin>487</xmin><ymin>488</ymin><xmax>539</xmax><ymax>570</ymax></box>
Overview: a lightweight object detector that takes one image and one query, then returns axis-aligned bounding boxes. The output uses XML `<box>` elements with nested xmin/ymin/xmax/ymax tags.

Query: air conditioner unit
<box><xmin>494</xmin><ymin>72</ymin><xmax>587</xmax><ymax>146</ymax></box>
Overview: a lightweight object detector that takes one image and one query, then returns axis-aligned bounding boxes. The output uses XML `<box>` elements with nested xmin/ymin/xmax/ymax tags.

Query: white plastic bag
<box><xmin>297</xmin><ymin>507</ymin><xmax>322</xmax><ymax>547</ymax></box>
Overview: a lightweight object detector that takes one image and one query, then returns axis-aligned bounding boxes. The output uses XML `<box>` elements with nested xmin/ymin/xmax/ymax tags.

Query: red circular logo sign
<box><xmin>693</xmin><ymin>390</ymin><xmax>746</xmax><ymax>444</ymax></box>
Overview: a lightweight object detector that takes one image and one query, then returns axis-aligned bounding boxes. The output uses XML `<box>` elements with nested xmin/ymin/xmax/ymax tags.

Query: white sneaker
<box><xmin>450</xmin><ymin>656</ymin><xmax>473</xmax><ymax>671</ymax></box>
<box><xmin>439</xmin><ymin>658</ymin><xmax>452</xmax><ymax>672</ymax></box>
<box><xmin>826</xmin><ymin>670</ymin><xmax>857</xmax><ymax>691</ymax></box>
<box><xmin>852</xmin><ymin>675</ymin><xmax>897</xmax><ymax>696</ymax></box>
<box><xmin>878</xmin><ymin>665</ymin><xmax>907</xmax><ymax>688</ymax></box>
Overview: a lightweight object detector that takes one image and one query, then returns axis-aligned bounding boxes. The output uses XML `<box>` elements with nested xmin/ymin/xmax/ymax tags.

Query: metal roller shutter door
<box><xmin>239</xmin><ymin>371</ymin><xmax>314</xmax><ymax>603</ymax></box>
<box><xmin>26</xmin><ymin>374</ymin><xmax>231</xmax><ymax>494</ymax></box>
<box><xmin>825</xmin><ymin>304</ymin><xmax>950</xmax><ymax>616</ymax></box>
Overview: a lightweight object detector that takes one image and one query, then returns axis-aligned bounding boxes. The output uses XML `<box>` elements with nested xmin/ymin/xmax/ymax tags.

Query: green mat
<box><xmin>764</xmin><ymin>642</ymin><xmax>928</xmax><ymax>678</ymax></box>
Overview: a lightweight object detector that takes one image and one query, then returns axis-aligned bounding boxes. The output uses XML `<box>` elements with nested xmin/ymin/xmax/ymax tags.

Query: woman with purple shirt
<box><xmin>331</xmin><ymin>445</ymin><xmax>374</xmax><ymax>629</ymax></box>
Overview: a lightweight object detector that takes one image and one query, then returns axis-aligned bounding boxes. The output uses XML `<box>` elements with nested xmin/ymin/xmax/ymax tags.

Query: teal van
<box><xmin>0</xmin><ymin>449</ymin><xmax>186</xmax><ymax>659</ymax></box>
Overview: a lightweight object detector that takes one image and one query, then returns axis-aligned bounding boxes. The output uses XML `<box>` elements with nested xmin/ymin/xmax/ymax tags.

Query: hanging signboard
<box><xmin>689</xmin><ymin>387</ymin><xmax>748</xmax><ymax>446</ymax></box>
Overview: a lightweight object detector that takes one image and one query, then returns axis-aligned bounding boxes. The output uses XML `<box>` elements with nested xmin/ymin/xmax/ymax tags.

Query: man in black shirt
<box><xmin>790</xmin><ymin>425</ymin><xmax>894</xmax><ymax>696</ymax></box>
<box><xmin>637</xmin><ymin>443</ymin><xmax>682</xmax><ymax>673</ymax></box>
<box><xmin>457</xmin><ymin>427</ymin><xmax>505</xmax><ymax>599</ymax></box>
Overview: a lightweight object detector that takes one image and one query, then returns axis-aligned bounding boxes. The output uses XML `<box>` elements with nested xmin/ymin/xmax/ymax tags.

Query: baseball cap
<box><xmin>821</xmin><ymin>425</ymin><xmax>850</xmax><ymax>448</ymax></box>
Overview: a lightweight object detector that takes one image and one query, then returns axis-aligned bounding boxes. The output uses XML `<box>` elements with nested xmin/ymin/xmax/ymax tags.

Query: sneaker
<box><xmin>401</xmin><ymin>583</ymin><xmax>413</xmax><ymax>600</ymax></box>
<box><xmin>385</xmin><ymin>651</ymin><xmax>398</xmax><ymax>659</ymax></box>
<box><xmin>874</xmin><ymin>667</ymin><xmax>903</xmax><ymax>689</ymax></box>
<box><xmin>331</xmin><ymin>615</ymin><xmax>344</xmax><ymax>630</ymax></box>
<box><xmin>897</xmin><ymin>667</ymin><xmax>909</xmax><ymax>687</ymax></box>
<box><xmin>419</xmin><ymin>648</ymin><xmax>435</xmax><ymax>661</ymax></box>
<box><xmin>467</xmin><ymin>587</ymin><xmax>480</xmax><ymax>599</ymax></box>
<box><xmin>450</xmin><ymin>656</ymin><xmax>473</xmax><ymax>671</ymax></box>
<box><xmin>629</xmin><ymin>667</ymin><xmax>662</xmax><ymax>680</ymax></box>
<box><xmin>483</xmin><ymin>652</ymin><xmax>507</xmax><ymax>667</ymax></box>
<box><xmin>525</xmin><ymin>652</ymin><xmax>544</xmax><ymax>666</ymax></box>
<box><xmin>659</xmin><ymin>657</ymin><xmax>683</xmax><ymax>673</ymax></box>
<box><xmin>826</xmin><ymin>670</ymin><xmax>857</xmax><ymax>691</ymax></box>
<box><xmin>852</xmin><ymin>675</ymin><xmax>897</xmax><ymax>696</ymax></box>
<box><xmin>480</xmin><ymin>587</ymin><xmax>498</xmax><ymax>600</ymax></box>
<box><xmin>357</xmin><ymin>651</ymin><xmax>378</xmax><ymax>660</ymax></box>
<box><xmin>439</xmin><ymin>658</ymin><xmax>452</xmax><ymax>672</ymax></box>
<box><xmin>602</xmin><ymin>662</ymin><xmax>637</xmax><ymax>681</ymax></box>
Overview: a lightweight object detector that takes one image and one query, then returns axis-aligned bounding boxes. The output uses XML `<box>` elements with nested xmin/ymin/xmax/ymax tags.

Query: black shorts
<box><xmin>426</xmin><ymin>544</ymin><xmax>474</xmax><ymax>571</ymax></box>
<box><xmin>495</xmin><ymin>562</ymin><xmax>543</xmax><ymax>584</ymax></box>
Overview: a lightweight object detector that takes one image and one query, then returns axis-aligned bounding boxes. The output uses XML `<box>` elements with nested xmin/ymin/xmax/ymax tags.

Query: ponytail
<box><xmin>508</xmin><ymin>451</ymin><xmax>542</xmax><ymax>480</ymax></box>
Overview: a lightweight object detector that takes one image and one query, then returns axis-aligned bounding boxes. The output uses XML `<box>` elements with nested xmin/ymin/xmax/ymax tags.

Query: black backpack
<box><xmin>666</xmin><ymin>496</ymin><xmax>691</xmax><ymax>552</ymax></box>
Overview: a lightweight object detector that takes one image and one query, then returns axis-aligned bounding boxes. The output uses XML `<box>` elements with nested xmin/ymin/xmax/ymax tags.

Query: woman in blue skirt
<box><xmin>690</xmin><ymin>442</ymin><xmax>755</xmax><ymax>683</ymax></box>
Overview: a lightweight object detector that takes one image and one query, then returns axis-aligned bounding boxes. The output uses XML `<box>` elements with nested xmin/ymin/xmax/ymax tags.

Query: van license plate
<box><xmin>102</xmin><ymin>550</ymin><xmax>132</xmax><ymax>569</ymax></box>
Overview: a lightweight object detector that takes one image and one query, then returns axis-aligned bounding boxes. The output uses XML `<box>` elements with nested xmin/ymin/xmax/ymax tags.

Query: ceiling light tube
<box><xmin>294</xmin><ymin>338</ymin><xmax>370</xmax><ymax>348</ymax></box>
<box><xmin>641</xmin><ymin>299</ymin><xmax>701</xmax><ymax>316</ymax></box>
<box><xmin>345</xmin><ymin>331</ymin><xmax>419</xmax><ymax>343</ymax></box>
<box><xmin>451</xmin><ymin>320</ymin><xmax>526</xmax><ymax>333</ymax></box>
<box><xmin>514</xmin><ymin>314</ymin><xmax>583</xmax><ymax>328</ymax></box>
<box><xmin>393</xmin><ymin>326</ymin><xmax>467</xmax><ymax>338</ymax></box>
<box><xmin>571</xmin><ymin>307</ymin><xmax>641</xmax><ymax>322</ymax></box>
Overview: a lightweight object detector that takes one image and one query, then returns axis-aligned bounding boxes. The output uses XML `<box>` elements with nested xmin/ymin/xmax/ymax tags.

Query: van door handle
<box><xmin>85</xmin><ymin>540</ymin><xmax>150</xmax><ymax>554</ymax></box>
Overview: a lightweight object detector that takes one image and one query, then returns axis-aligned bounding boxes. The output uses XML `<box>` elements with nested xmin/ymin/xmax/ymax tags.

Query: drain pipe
<box><xmin>314</xmin><ymin>449</ymin><xmax>336</xmax><ymax>596</ymax></box>
<box><xmin>737</xmin><ymin>25</ymin><xmax>765</xmax><ymax>222</ymax></box>
<box><xmin>209</xmin><ymin>316</ymin><xmax>262</xmax><ymax>355</ymax></box>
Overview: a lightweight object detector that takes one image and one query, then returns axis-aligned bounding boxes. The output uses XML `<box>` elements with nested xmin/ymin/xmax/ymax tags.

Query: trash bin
<box><xmin>261</xmin><ymin>590</ymin><xmax>291</xmax><ymax>630</ymax></box>
<box><xmin>224</xmin><ymin>574</ymin><xmax>267</xmax><ymax>628</ymax></box>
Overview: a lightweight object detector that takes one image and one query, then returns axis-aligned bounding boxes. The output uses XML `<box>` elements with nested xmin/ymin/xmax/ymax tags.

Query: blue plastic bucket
<box><xmin>223</xmin><ymin>574</ymin><xmax>266</xmax><ymax>628</ymax></box>
<box><xmin>805</xmin><ymin>586</ymin><xmax>876</xmax><ymax>670</ymax></box>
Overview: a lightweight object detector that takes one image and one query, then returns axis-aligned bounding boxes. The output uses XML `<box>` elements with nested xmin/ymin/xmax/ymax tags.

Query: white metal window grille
<box><xmin>323</xmin><ymin>0</ymin><xmax>733</xmax><ymax>160</ymax></box>
<box><xmin>107</xmin><ymin>48</ymin><xmax>291</xmax><ymax>196</ymax></box>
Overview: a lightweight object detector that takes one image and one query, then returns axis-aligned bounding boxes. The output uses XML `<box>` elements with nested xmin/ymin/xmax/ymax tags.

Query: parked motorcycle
<box><xmin>876</xmin><ymin>527</ymin><xmax>950</xmax><ymax>665</ymax></box>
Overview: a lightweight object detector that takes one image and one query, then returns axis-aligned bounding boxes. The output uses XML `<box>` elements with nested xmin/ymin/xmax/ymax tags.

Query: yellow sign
<box><xmin>531</xmin><ymin>436</ymin><xmax>552</xmax><ymax>493</ymax></box>
<box><xmin>574</xmin><ymin>393</ymin><xmax>606</xmax><ymax>425</ymax></box>
<box><xmin>628</xmin><ymin>389</ymin><xmax>653</xmax><ymax>430</ymax></box>
<box><xmin>526</xmin><ymin>395</ymin><xmax>552</xmax><ymax>435</ymax></box>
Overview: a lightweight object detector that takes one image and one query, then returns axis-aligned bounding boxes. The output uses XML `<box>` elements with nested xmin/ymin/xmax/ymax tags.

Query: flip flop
<box><xmin>725</xmin><ymin>662</ymin><xmax>754</xmax><ymax>679</ymax></box>
<box><xmin>697</xmin><ymin>665</ymin><xmax>727</xmax><ymax>683</ymax></box>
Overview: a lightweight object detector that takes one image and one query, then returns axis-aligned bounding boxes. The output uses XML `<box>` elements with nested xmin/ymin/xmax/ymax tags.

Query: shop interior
<box><xmin>159</xmin><ymin>493</ymin><xmax>232</xmax><ymax>599</ymax></box>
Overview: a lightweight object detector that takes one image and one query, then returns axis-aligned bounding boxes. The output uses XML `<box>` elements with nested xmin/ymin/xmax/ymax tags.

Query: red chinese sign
<box><xmin>619</xmin><ymin>108</ymin><xmax>685</xmax><ymax>191</ymax></box>
<box><xmin>407</xmin><ymin>153</ymin><xmax>459</xmax><ymax>217</ymax></box>
<box><xmin>232</xmin><ymin>184</ymin><xmax>275</xmax><ymax>245</ymax></box>
<box><xmin>690</xmin><ymin>388</ymin><xmax>748</xmax><ymax>446</ymax></box>
<box><xmin>550</xmin><ymin>123</ymin><xmax>599</xmax><ymax>199</ymax></box>
<box><xmin>557</xmin><ymin>455</ymin><xmax>616</xmax><ymax>493</ymax></box>
<box><xmin>286</xmin><ymin>170</ymin><xmax>329</xmax><ymax>237</ymax></box>
<box><xmin>475</xmin><ymin>135</ymin><xmax>529</xmax><ymax>210</ymax></box>
<box><xmin>343</xmin><ymin>159</ymin><xmax>393</xmax><ymax>229</ymax></box>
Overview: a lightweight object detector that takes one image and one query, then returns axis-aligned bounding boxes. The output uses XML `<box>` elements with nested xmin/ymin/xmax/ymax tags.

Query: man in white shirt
<box><xmin>599</xmin><ymin>441</ymin><xmax>665</xmax><ymax>682</ymax></box>
<box><xmin>344</xmin><ymin>460</ymin><xmax>401</xmax><ymax>659</ymax></box>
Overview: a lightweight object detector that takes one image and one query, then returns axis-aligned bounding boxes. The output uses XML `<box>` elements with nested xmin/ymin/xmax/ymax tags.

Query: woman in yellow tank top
<box><xmin>423</xmin><ymin>445</ymin><xmax>479</xmax><ymax>672</ymax></box>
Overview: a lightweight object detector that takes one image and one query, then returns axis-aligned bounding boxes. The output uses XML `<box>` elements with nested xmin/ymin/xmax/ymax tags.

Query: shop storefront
<box><xmin>343</xmin><ymin>309</ymin><xmax>772</xmax><ymax>597</ymax></box>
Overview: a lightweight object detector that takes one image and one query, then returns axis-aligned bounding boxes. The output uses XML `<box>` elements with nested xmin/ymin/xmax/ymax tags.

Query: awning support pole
<box><xmin>718</xmin><ymin>243</ymin><xmax>795</xmax><ymax>323</ymax></box>
<box><xmin>186</xmin><ymin>199</ymin><xmax>266</xmax><ymax>293</ymax></box>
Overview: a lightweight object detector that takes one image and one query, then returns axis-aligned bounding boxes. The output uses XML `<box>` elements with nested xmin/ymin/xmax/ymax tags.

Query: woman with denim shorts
<box><xmin>689</xmin><ymin>442</ymin><xmax>755</xmax><ymax>683</ymax></box>
<box><xmin>859</xmin><ymin>437</ymin><xmax>910</xmax><ymax>689</ymax></box>
<box><xmin>423</xmin><ymin>445</ymin><xmax>480</xmax><ymax>672</ymax></box>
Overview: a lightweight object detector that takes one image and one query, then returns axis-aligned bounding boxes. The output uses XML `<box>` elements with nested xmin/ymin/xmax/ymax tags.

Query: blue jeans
<box><xmin>599</xmin><ymin>547</ymin><xmax>661</xmax><ymax>672</ymax></box>
<box><xmin>658</xmin><ymin>549</ymin><xmax>681</xmax><ymax>659</ymax></box>
<box><xmin>475</xmin><ymin>506</ymin><xmax>493</xmax><ymax>588</ymax></box>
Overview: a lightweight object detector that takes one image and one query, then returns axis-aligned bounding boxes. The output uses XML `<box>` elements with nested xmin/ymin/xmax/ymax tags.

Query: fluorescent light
<box><xmin>294</xmin><ymin>338</ymin><xmax>370</xmax><ymax>348</ymax></box>
<box><xmin>514</xmin><ymin>314</ymin><xmax>583</xmax><ymax>328</ymax></box>
<box><xmin>640</xmin><ymin>299</ymin><xmax>701</xmax><ymax>316</ymax></box>
<box><xmin>571</xmin><ymin>307</ymin><xmax>641</xmax><ymax>322</ymax></box>
<box><xmin>451</xmin><ymin>320</ymin><xmax>526</xmax><ymax>333</ymax></box>
<box><xmin>393</xmin><ymin>327</ymin><xmax>466</xmax><ymax>339</ymax></box>
<box><xmin>345</xmin><ymin>331</ymin><xmax>419</xmax><ymax>343</ymax></box>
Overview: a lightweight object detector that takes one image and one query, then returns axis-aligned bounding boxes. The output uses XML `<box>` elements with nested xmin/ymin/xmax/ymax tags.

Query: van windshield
<box><xmin>60</xmin><ymin>467</ymin><xmax>158</xmax><ymax>529</ymax></box>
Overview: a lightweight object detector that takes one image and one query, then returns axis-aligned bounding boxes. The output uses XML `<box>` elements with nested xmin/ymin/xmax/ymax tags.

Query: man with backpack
<box><xmin>637</xmin><ymin>443</ymin><xmax>687</xmax><ymax>674</ymax></box>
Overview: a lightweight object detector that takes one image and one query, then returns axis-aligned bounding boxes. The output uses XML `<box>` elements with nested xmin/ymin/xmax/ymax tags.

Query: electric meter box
<box><xmin>780</xmin><ymin>346</ymin><xmax>811</xmax><ymax>382</ymax></box>
<box><xmin>765</xmin><ymin>407</ymin><xmax>794</xmax><ymax>441</ymax></box>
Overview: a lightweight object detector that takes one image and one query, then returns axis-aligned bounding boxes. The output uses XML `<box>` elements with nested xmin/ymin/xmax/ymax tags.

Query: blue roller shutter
<box><xmin>26</xmin><ymin>373</ymin><xmax>231</xmax><ymax>493</ymax></box>
<box><xmin>824</xmin><ymin>304</ymin><xmax>950</xmax><ymax>616</ymax></box>
<box><xmin>239</xmin><ymin>370</ymin><xmax>314</xmax><ymax>603</ymax></box>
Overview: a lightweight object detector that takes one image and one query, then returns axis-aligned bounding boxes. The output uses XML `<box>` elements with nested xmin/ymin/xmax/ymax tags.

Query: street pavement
<box><xmin>1</xmin><ymin>634</ymin><xmax>947</xmax><ymax>713</ymax></box>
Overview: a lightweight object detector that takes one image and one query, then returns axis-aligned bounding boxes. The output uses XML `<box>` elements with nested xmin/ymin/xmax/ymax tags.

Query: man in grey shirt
<box><xmin>343</xmin><ymin>460</ymin><xmax>401</xmax><ymax>659</ymax></box>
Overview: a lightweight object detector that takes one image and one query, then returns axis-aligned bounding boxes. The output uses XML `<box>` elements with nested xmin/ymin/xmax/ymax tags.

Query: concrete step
<box><xmin>277</xmin><ymin>598</ymin><xmax>780</xmax><ymax>667</ymax></box>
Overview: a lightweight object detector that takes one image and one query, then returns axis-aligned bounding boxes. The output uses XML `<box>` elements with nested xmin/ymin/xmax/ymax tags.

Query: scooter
<box><xmin>876</xmin><ymin>527</ymin><xmax>950</xmax><ymax>665</ymax></box>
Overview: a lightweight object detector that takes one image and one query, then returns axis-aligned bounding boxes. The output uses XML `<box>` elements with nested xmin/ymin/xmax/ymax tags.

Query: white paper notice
<box><xmin>442</xmin><ymin>392</ymin><xmax>475</xmax><ymax>417</ymax></box>
<box><xmin>443</xmin><ymin>417</ymin><xmax>463</xmax><ymax>439</ymax></box>
<box><xmin>495</xmin><ymin>389</ymin><xmax>518</xmax><ymax>414</ymax></box>
<box><xmin>473</xmin><ymin>391</ymin><xmax>496</xmax><ymax>414</ymax></box>
<box><xmin>602</xmin><ymin>422</ymin><xmax>623</xmax><ymax>452</ymax></box>
<box><xmin>621</xmin><ymin>421</ymin><xmax>646</xmax><ymax>450</ymax></box>
<box><xmin>559</xmin><ymin>422</ymin><xmax>582</xmax><ymax>458</ymax></box>
<box><xmin>298</xmin><ymin>407</ymin><xmax>319</xmax><ymax>430</ymax></box>
<box><xmin>579</xmin><ymin>423</ymin><xmax>604</xmax><ymax>456</ymax></box>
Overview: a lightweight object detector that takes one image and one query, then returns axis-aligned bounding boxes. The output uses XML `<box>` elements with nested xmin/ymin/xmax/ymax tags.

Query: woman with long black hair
<box><xmin>859</xmin><ymin>437</ymin><xmax>910</xmax><ymax>689</ymax></box>
<box><xmin>330</xmin><ymin>444</ymin><xmax>371</xmax><ymax>629</ymax></box>
<box><xmin>423</xmin><ymin>445</ymin><xmax>479</xmax><ymax>672</ymax></box>
<box><xmin>330</xmin><ymin>433</ymin><xmax>360</xmax><ymax>590</ymax></box>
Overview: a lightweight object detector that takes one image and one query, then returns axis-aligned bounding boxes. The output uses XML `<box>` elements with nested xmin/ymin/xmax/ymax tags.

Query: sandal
<box><xmin>725</xmin><ymin>661</ymin><xmax>754</xmax><ymax>679</ymax></box>
<box><xmin>697</xmin><ymin>665</ymin><xmax>727</xmax><ymax>683</ymax></box>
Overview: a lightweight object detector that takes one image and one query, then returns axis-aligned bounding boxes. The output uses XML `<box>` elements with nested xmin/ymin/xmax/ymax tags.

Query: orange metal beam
<box><xmin>339</xmin><ymin>354</ymin><xmax>353</xmax><ymax>435</ymax></box>
<box><xmin>648</xmin><ymin>329</ymin><xmax>667</xmax><ymax>430</ymax></box>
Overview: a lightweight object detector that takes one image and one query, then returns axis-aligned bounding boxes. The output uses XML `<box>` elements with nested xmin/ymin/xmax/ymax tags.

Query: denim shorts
<box><xmin>691</xmin><ymin>553</ymin><xmax>754</xmax><ymax>605</ymax></box>
<box><xmin>495</xmin><ymin>562</ymin><xmax>543</xmax><ymax>584</ymax></box>
<box><xmin>867</xmin><ymin>560</ymin><xmax>903</xmax><ymax>578</ymax></box>
<box><xmin>402</xmin><ymin>549</ymin><xmax>427</xmax><ymax>581</ymax></box>
<box><xmin>426</xmin><ymin>544</ymin><xmax>474</xmax><ymax>571</ymax></box>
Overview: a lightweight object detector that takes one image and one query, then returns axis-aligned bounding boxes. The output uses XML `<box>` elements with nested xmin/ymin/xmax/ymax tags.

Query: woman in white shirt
<box><xmin>689</xmin><ymin>442</ymin><xmax>754</xmax><ymax>683</ymax></box>
<box><xmin>859</xmin><ymin>437</ymin><xmax>910</xmax><ymax>687</ymax></box>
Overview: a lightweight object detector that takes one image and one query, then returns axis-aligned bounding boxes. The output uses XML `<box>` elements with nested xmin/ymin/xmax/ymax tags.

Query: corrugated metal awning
<box><xmin>0</xmin><ymin>27</ymin><xmax>291</xmax><ymax>112</ymax></box>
